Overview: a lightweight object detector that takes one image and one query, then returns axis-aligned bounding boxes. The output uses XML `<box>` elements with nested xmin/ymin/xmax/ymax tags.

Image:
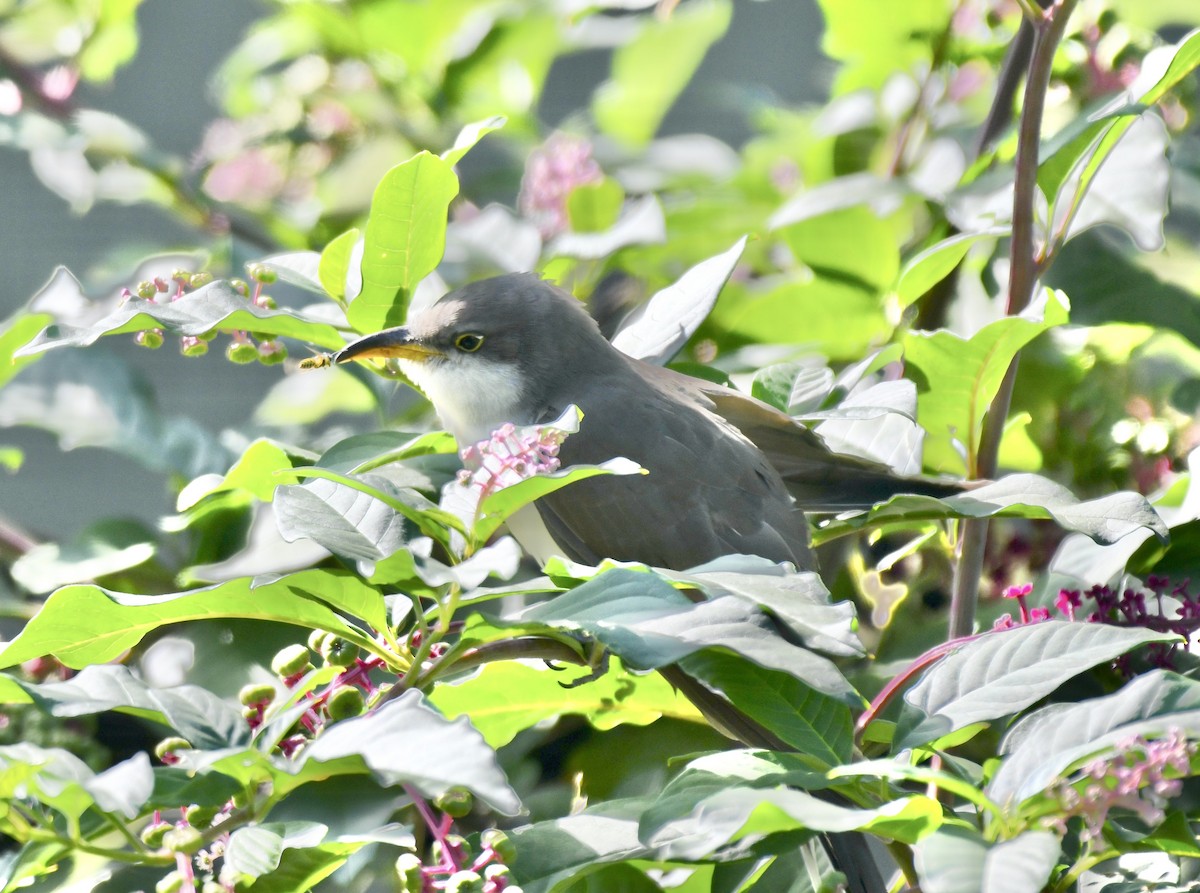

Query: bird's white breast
<box><xmin>398</xmin><ymin>356</ymin><xmax>529</xmax><ymax>446</ymax></box>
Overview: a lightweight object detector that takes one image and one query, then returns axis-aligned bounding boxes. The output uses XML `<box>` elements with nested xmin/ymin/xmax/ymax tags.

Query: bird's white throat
<box><xmin>398</xmin><ymin>356</ymin><xmax>529</xmax><ymax>446</ymax></box>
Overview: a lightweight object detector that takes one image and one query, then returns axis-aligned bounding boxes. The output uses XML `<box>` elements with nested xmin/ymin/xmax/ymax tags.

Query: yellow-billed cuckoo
<box><xmin>333</xmin><ymin>273</ymin><xmax>957</xmax><ymax>571</ymax></box>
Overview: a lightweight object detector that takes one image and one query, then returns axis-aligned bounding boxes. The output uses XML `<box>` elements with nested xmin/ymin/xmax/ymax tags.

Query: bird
<box><xmin>331</xmin><ymin>272</ymin><xmax>959</xmax><ymax>572</ymax></box>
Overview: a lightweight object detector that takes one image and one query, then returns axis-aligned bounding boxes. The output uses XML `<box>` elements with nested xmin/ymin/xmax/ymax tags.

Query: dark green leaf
<box><xmin>522</xmin><ymin>569</ymin><xmax>860</xmax><ymax>704</ymax></box>
<box><xmin>988</xmin><ymin>670</ymin><xmax>1200</xmax><ymax>808</ymax></box>
<box><xmin>896</xmin><ymin>622</ymin><xmax>1179</xmax><ymax>750</ymax></box>
<box><xmin>680</xmin><ymin>651</ymin><xmax>854</xmax><ymax>766</ymax></box>
<box><xmin>7</xmin><ymin>664</ymin><xmax>249</xmax><ymax>749</ymax></box>
<box><xmin>816</xmin><ymin>473</ymin><xmax>1167</xmax><ymax>546</ymax></box>
<box><xmin>912</xmin><ymin>827</ymin><xmax>1060</xmax><ymax>893</ymax></box>
<box><xmin>300</xmin><ymin>689</ymin><xmax>520</xmax><ymax>814</ymax></box>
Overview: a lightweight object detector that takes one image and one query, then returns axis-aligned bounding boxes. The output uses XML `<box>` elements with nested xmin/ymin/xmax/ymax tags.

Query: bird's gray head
<box><xmin>334</xmin><ymin>273</ymin><xmax>618</xmax><ymax>444</ymax></box>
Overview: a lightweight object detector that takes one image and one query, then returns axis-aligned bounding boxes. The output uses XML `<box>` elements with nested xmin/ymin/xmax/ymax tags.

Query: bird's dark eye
<box><xmin>454</xmin><ymin>333</ymin><xmax>484</xmax><ymax>353</ymax></box>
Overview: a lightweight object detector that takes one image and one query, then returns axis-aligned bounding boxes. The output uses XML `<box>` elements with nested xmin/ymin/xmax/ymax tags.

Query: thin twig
<box><xmin>948</xmin><ymin>0</ymin><xmax>1079</xmax><ymax>639</ymax></box>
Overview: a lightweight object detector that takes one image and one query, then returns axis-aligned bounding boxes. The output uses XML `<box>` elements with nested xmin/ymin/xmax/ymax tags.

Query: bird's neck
<box><xmin>398</xmin><ymin>356</ymin><xmax>532</xmax><ymax>447</ymax></box>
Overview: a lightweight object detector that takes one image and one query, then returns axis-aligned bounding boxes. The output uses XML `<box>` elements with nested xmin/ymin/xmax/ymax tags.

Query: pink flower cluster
<box><xmin>517</xmin><ymin>133</ymin><xmax>603</xmax><ymax>238</ymax></box>
<box><xmin>458</xmin><ymin>423</ymin><xmax>567</xmax><ymax>504</ymax></box>
<box><xmin>993</xmin><ymin>583</ymin><xmax>1052</xmax><ymax>630</ymax></box>
<box><xmin>1056</xmin><ymin>576</ymin><xmax>1198</xmax><ymax>671</ymax></box>
<box><xmin>1048</xmin><ymin>729</ymin><xmax>1195</xmax><ymax>844</ymax></box>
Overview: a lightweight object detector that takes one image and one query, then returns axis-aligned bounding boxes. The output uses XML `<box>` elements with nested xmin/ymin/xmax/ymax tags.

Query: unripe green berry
<box><xmin>230</xmin><ymin>278</ymin><xmax>250</xmax><ymax>296</ymax></box>
<box><xmin>248</xmin><ymin>264</ymin><xmax>277</xmax><ymax>284</ymax></box>
<box><xmin>307</xmin><ymin>629</ymin><xmax>333</xmax><ymax>652</ymax></box>
<box><xmin>190</xmin><ymin>271</ymin><xmax>214</xmax><ymax>288</ymax></box>
<box><xmin>140</xmin><ymin>822</ymin><xmax>170</xmax><ymax>848</ymax></box>
<box><xmin>271</xmin><ymin>644</ymin><xmax>312</xmax><ymax>678</ymax></box>
<box><xmin>162</xmin><ymin>826</ymin><xmax>204</xmax><ymax>854</ymax></box>
<box><xmin>257</xmin><ymin>342</ymin><xmax>287</xmax><ymax>365</ymax></box>
<box><xmin>326</xmin><ymin>685</ymin><xmax>365</xmax><ymax>722</ymax></box>
<box><xmin>239</xmin><ymin>683</ymin><xmax>276</xmax><ymax>707</ymax></box>
<box><xmin>184</xmin><ymin>804</ymin><xmax>219</xmax><ymax>828</ymax></box>
<box><xmin>226</xmin><ymin>341</ymin><xmax>259</xmax><ymax>364</ymax></box>
<box><xmin>180</xmin><ymin>337</ymin><xmax>208</xmax><ymax>358</ymax></box>
<box><xmin>136</xmin><ymin>280</ymin><xmax>157</xmax><ymax>299</ymax></box>
<box><xmin>154</xmin><ymin>737</ymin><xmax>191</xmax><ymax>761</ymax></box>
<box><xmin>435</xmin><ymin>788</ymin><xmax>474</xmax><ymax>818</ymax></box>
<box><xmin>321</xmin><ymin>636</ymin><xmax>359</xmax><ymax>667</ymax></box>
<box><xmin>135</xmin><ymin>329</ymin><xmax>164</xmax><ymax>349</ymax></box>
<box><xmin>445</xmin><ymin>869</ymin><xmax>484</xmax><ymax>893</ymax></box>
<box><xmin>156</xmin><ymin>871</ymin><xmax>184</xmax><ymax>893</ymax></box>
<box><xmin>395</xmin><ymin>852</ymin><xmax>424</xmax><ymax>891</ymax></box>
<box><xmin>482</xmin><ymin>828</ymin><xmax>516</xmax><ymax>863</ymax></box>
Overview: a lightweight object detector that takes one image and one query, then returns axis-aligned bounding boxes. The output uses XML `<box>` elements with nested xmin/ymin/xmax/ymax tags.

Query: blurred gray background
<box><xmin>0</xmin><ymin>0</ymin><xmax>828</xmax><ymax>540</ymax></box>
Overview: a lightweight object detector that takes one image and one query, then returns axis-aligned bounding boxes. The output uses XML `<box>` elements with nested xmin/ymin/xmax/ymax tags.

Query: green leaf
<box><xmin>18</xmin><ymin>280</ymin><xmax>347</xmax><ymax>354</ymax></box>
<box><xmin>519</xmin><ymin>568</ymin><xmax>860</xmax><ymax>704</ymax></box>
<box><xmin>10</xmin><ymin>519</ymin><xmax>156</xmax><ymax>594</ymax></box>
<box><xmin>816</xmin><ymin>472</ymin><xmax>1168</xmax><ymax>546</ymax></box>
<box><xmin>567</xmin><ymin>178</ymin><xmax>625</xmax><ymax>234</ymax></box>
<box><xmin>1041</xmin><ymin>29</ymin><xmax>1200</xmax><ymax>209</ymax></box>
<box><xmin>895</xmin><ymin>621</ymin><xmax>1179</xmax><ymax>751</ymax></box>
<box><xmin>709</xmin><ymin>277</ymin><xmax>891</xmax><ymax>360</ymax></box>
<box><xmin>300</xmin><ymin>689</ymin><xmax>520</xmax><ymax>814</ymax></box>
<box><xmin>0</xmin><ymin>311</ymin><xmax>52</xmax><ymax>389</ymax></box>
<box><xmin>903</xmin><ymin>289</ymin><xmax>1069</xmax><ymax>475</ymax></box>
<box><xmin>224</xmin><ymin>822</ymin><xmax>328</xmax><ymax>878</ymax></box>
<box><xmin>815</xmin><ymin>0</ymin><xmax>951</xmax><ymax>93</ymax></box>
<box><xmin>611</xmin><ymin>236</ymin><xmax>747</xmax><ymax>365</ymax></box>
<box><xmin>988</xmin><ymin>670</ymin><xmax>1200</xmax><ymax>808</ymax></box>
<box><xmin>593</xmin><ymin>0</ymin><xmax>732</xmax><ymax>147</ymax></box>
<box><xmin>348</xmin><ymin>152</ymin><xmax>460</xmax><ymax>333</ymax></box>
<box><xmin>429</xmin><ymin>658</ymin><xmax>702</xmax><ymax>749</ymax></box>
<box><xmin>3</xmin><ymin>664</ymin><xmax>249</xmax><ymax>749</ymax></box>
<box><xmin>447</xmin><ymin>458</ymin><xmax>646</xmax><ymax>546</ymax></box>
<box><xmin>641</xmin><ymin>772</ymin><xmax>940</xmax><ymax>859</ymax></box>
<box><xmin>912</xmin><ymin>827</ymin><xmax>1060</xmax><ymax>893</ymax></box>
<box><xmin>275</xmin><ymin>476</ymin><xmax>409</xmax><ymax>565</ymax></box>
<box><xmin>679</xmin><ymin>651</ymin><xmax>854</xmax><ymax>766</ymax></box>
<box><xmin>781</xmin><ymin>207</ymin><xmax>899</xmax><ymax>294</ymax></box>
<box><xmin>318</xmin><ymin>228</ymin><xmax>360</xmax><ymax>302</ymax></box>
<box><xmin>509</xmin><ymin>802</ymin><xmax>654</xmax><ymax>891</ymax></box>
<box><xmin>440</xmin><ymin>116</ymin><xmax>507</xmax><ymax>168</ymax></box>
<box><xmin>177</xmin><ymin>438</ymin><xmax>305</xmax><ymax>510</ymax></box>
<box><xmin>669</xmin><ymin>557</ymin><xmax>863</xmax><ymax>658</ymax></box>
<box><xmin>0</xmin><ymin>569</ymin><xmax>383</xmax><ymax>670</ymax></box>
<box><xmin>895</xmin><ymin>230</ymin><xmax>1006</xmax><ymax>310</ymax></box>
<box><xmin>83</xmin><ymin>753</ymin><xmax>154</xmax><ymax>820</ymax></box>
<box><xmin>258</xmin><ymin>251</ymin><xmax>325</xmax><ymax>295</ymax></box>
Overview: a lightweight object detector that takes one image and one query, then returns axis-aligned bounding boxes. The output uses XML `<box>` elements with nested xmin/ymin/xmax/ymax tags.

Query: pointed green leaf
<box><xmin>0</xmin><ymin>570</ymin><xmax>384</xmax><ymax>670</ymax></box>
<box><xmin>903</xmin><ymin>289</ymin><xmax>1068</xmax><ymax>475</ymax></box>
<box><xmin>348</xmin><ymin>152</ymin><xmax>459</xmax><ymax>333</ymax></box>
<box><xmin>593</xmin><ymin>0</ymin><xmax>732</xmax><ymax>147</ymax></box>
<box><xmin>430</xmin><ymin>658</ymin><xmax>702</xmax><ymax>748</ymax></box>
<box><xmin>318</xmin><ymin>228</ymin><xmax>360</xmax><ymax>302</ymax></box>
<box><xmin>896</xmin><ymin>621</ymin><xmax>1179</xmax><ymax>751</ymax></box>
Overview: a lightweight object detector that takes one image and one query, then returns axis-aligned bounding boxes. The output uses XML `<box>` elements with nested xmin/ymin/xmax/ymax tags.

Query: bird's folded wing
<box><xmin>696</xmin><ymin>384</ymin><xmax>963</xmax><ymax>511</ymax></box>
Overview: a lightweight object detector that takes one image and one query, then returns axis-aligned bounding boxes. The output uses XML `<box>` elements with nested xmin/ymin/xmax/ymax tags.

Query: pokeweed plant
<box><xmin>2</xmin><ymin>2</ymin><xmax>1200</xmax><ymax>892</ymax></box>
